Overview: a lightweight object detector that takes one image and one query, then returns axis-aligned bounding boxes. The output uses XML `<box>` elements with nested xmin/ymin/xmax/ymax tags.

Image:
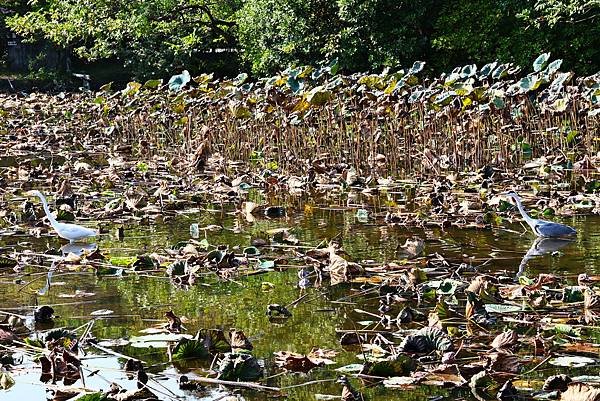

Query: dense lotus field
<box><xmin>0</xmin><ymin>54</ymin><xmax>599</xmax><ymax>401</ymax></box>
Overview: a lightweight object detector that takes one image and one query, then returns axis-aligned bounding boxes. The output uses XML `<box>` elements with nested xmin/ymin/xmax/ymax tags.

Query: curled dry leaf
<box><xmin>560</xmin><ymin>382</ymin><xmax>600</xmax><ymax>401</ymax></box>
<box><xmin>164</xmin><ymin>310</ymin><xmax>183</xmax><ymax>333</ymax></box>
<box><xmin>326</xmin><ymin>245</ymin><xmax>364</xmax><ymax>286</ymax></box>
<box><xmin>485</xmin><ymin>352</ymin><xmax>520</xmax><ymax>374</ymax></box>
<box><xmin>544</xmin><ymin>374</ymin><xmax>572</xmax><ymax>392</ymax></box>
<box><xmin>274</xmin><ymin>351</ymin><xmax>319</xmax><ymax>372</ymax></box>
<box><xmin>397</xmin><ymin>237</ymin><xmax>425</xmax><ymax>259</ymax></box>
<box><xmin>338</xmin><ymin>376</ymin><xmax>364</xmax><ymax>401</ymax></box>
<box><xmin>0</xmin><ymin>371</ymin><xmax>15</xmax><ymax>390</ymax></box>
<box><xmin>491</xmin><ymin>329</ymin><xmax>518</xmax><ymax>350</ymax></box>
<box><xmin>229</xmin><ymin>329</ymin><xmax>253</xmax><ymax>351</ymax></box>
<box><xmin>39</xmin><ymin>348</ymin><xmax>82</xmax><ymax>385</ymax></box>
<box><xmin>419</xmin><ymin>363</ymin><xmax>466</xmax><ymax>387</ymax></box>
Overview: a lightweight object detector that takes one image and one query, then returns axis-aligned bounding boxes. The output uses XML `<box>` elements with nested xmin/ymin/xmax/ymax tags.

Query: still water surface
<box><xmin>1</xmin><ymin>208</ymin><xmax>599</xmax><ymax>400</ymax></box>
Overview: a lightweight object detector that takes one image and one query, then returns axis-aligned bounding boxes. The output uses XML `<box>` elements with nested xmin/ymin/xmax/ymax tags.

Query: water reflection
<box><xmin>297</xmin><ymin>267</ymin><xmax>311</xmax><ymax>289</ymax></box>
<box><xmin>2</xmin><ymin>209</ymin><xmax>600</xmax><ymax>401</ymax></box>
<box><xmin>37</xmin><ymin>269</ymin><xmax>54</xmax><ymax>296</ymax></box>
<box><xmin>517</xmin><ymin>237</ymin><xmax>574</xmax><ymax>277</ymax></box>
<box><xmin>35</xmin><ymin>243</ymin><xmax>98</xmax><ymax>295</ymax></box>
<box><xmin>60</xmin><ymin>242</ymin><xmax>97</xmax><ymax>256</ymax></box>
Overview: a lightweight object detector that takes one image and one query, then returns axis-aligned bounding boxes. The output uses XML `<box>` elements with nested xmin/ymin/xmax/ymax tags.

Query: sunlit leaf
<box><xmin>143</xmin><ymin>79</ymin><xmax>162</xmax><ymax>89</ymax></box>
<box><xmin>0</xmin><ymin>372</ymin><xmax>15</xmax><ymax>390</ymax></box>
<box><xmin>484</xmin><ymin>304</ymin><xmax>522</xmax><ymax>313</ymax></box>
<box><xmin>121</xmin><ymin>81</ymin><xmax>142</xmax><ymax>96</ymax></box>
<box><xmin>409</xmin><ymin>61</ymin><xmax>425</xmax><ymax>75</ymax></box>
<box><xmin>168</xmin><ymin>70</ymin><xmax>191</xmax><ymax>91</ymax></box>
<box><xmin>545</xmin><ymin>59</ymin><xmax>563</xmax><ymax>75</ymax></box>
<box><xmin>306</xmin><ymin>86</ymin><xmax>332</xmax><ymax>106</ymax></box>
<box><xmin>336</xmin><ymin>364</ymin><xmax>364</xmax><ymax>373</ymax></box>
<box><xmin>479</xmin><ymin>62</ymin><xmax>497</xmax><ymax>79</ymax></box>
<box><xmin>492</xmin><ymin>63</ymin><xmax>508</xmax><ymax>79</ymax></box>
<box><xmin>460</xmin><ymin>64</ymin><xmax>477</xmax><ymax>78</ymax></box>
<box><xmin>233</xmin><ymin>73</ymin><xmax>248</xmax><ymax>86</ymax></box>
<box><xmin>533</xmin><ymin>52</ymin><xmax>551</xmax><ymax>72</ymax></box>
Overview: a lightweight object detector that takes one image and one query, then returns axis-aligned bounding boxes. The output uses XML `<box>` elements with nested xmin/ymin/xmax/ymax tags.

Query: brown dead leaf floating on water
<box><xmin>325</xmin><ymin>244</ymin><xmax>364</xmax><ymax>285</ymax></box>
<box><xmin>274</xmin><ymin>348</ymin><xmax>336</xmax><ymax>372</ymax></box>
<box><xmin>39</xmin><ymin>346</ymin><xmax>81</xmax><ymax>385</ymax></box>
<box><xmin>164</xmin><ymin>310</ymin><xmax>184</xmax><ymax>333</ymax></box>
<box><xmin>338</xmin><ymin>376</ymin><xmax>365</xmax><ymax>401</ymax></box>
<box><xmin>490</xmin><ymin>329</ymin><xmax>518</xmax><ymax>351</ymax></box>
<box><xmin>273</xmin><ymin>352</ymin><xmax>319</xmax><ymax>373</ymax></box>
<box><xmin>397</xmin><ymin>237</ymin><xmax>425</xmax><ymax>259</ymax></box>
<box><xmin>229</xmin><ymin>329</ymin><xmax>253</xmax><ymax>352</ymax></box>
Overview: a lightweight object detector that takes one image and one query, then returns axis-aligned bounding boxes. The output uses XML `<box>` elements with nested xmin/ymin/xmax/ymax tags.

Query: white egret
<box><xmin>504</xmin><ymin>191</ymin><xmax>576</xmax><ymax>238</ymax></box>
<box><xmin>27</xmin><ymin>190</ymin><xmax>97</xmax><ymax>242</ymax></box>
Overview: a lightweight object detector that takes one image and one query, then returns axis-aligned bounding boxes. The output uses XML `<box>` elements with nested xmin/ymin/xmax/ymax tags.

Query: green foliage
<box><xmin>171</xmin><ymin>338</ymin><xmax>209</xmax><ymax>360</ymax></box>
<box><xmin>236</xmin><ymin>0</ymin><xmax>339</xmax><ymax>74</ymax></box>
<box><xmin>1</xmin><ymin>0</ymin><xmax>598</xmax><ymax>77</ymax></box>
<box><xmin>77</xmin><ymin>394</ymin><xmax>108</xmax><ymax>401</ymax></box>
<box><xmin>336</xmin><ymin>0</ymin><xmax>437</xmax><ymax>72</ymax></box>
<box><xmin>432</xmin><ymin>0</ymin><xmax>565</xmax><ymax>72</ymax></box>
<box><xmin>431</xmin><ymin>0</ymin><xmax>600</xmax><ymax>75</ymax></box>
<box><xmin>532</xmin><ymin>0</ymin><xmax>600</xmax><ymax>26</ymax></box>
<box><xmin>237</xmin><ymin>0</ymin><xmax>598</xmax><ymax>75</ymax></box>
<box><xmin>6</xmin><ymin>0</ymin><xmax>242</xmax><ymax>77</ymax></box>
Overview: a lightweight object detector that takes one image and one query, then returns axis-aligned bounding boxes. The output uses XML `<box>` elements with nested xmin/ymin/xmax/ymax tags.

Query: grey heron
<box><xmin>504</xmin><ymin>191</ymin><xmax>576</xmax><ymax>238</ymax></box>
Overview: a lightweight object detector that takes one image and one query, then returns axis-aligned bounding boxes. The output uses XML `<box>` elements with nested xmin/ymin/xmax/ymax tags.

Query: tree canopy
<box><xmin>2</xmin><ymin>0</ymin><xmax>599</xmax><ymax>77</ymax></box>
<box><xmin>5</xmin><ymin>0</ymin><xmax>241</xmax><ymax>76</ymax></box>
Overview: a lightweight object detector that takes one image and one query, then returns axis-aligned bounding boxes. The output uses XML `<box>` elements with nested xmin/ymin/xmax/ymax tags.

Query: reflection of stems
<box><xmin>519</xmin><ymin>354</ymin><xmax>553</xmax><ymax>376</ymax></box>
<box><xmin>181</xmin><ymin>376</ymin><xmax>281</xmax><ymax>392</ymax></box>
<box><xmin>0</xmin><ymin>342</ymin><xmax>38</xmax><ymax>358</ymax></box>
<box><xmin>18</xmin><ymin>272</ymin><xmax>89</xmax><ymax>293</ymax></box>
<box><xmin>90</xmin><ymin>342</ymin><xmax>142</xmax><ymax>363</ymax></box>
<box><xmin>77</xmin><ymin>320</ymin><xmax>95</xmax><ymax>343</ymax></box>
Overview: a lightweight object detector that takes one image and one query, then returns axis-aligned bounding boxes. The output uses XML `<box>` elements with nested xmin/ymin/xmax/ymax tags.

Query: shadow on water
<box><xmin>1</xmin><ymin>209</ymin><xmax>600</xmax><ymax>400</ymax></box>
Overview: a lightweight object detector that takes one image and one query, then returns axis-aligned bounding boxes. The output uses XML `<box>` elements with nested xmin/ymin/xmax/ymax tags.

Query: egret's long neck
<box><xmin>513</xmin><ymin>196</ymin><xmax>536</xmax><ymax>227</ymax></box>
<box><xmin>36</xmin><ymin>193</ymin><xmax>59</xmax><ymax>229</ymax></box>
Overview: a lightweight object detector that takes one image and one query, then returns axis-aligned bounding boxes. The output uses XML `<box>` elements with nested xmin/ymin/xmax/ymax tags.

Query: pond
<box><xmin>1</xmin><ymin>206</ymin><xmax>599</xmax><ymax>401</ymax></box>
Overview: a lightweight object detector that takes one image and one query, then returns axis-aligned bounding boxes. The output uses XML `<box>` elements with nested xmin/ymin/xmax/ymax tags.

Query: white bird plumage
<box><xmin>27</xmin><ymin>190</ymin><xmax>97</xmax><ymax>242</ymax></box>
<box><xmin>504</xmin><ymin>191</ymin><xmax>576</xmax><ymax>238</ymax></box>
